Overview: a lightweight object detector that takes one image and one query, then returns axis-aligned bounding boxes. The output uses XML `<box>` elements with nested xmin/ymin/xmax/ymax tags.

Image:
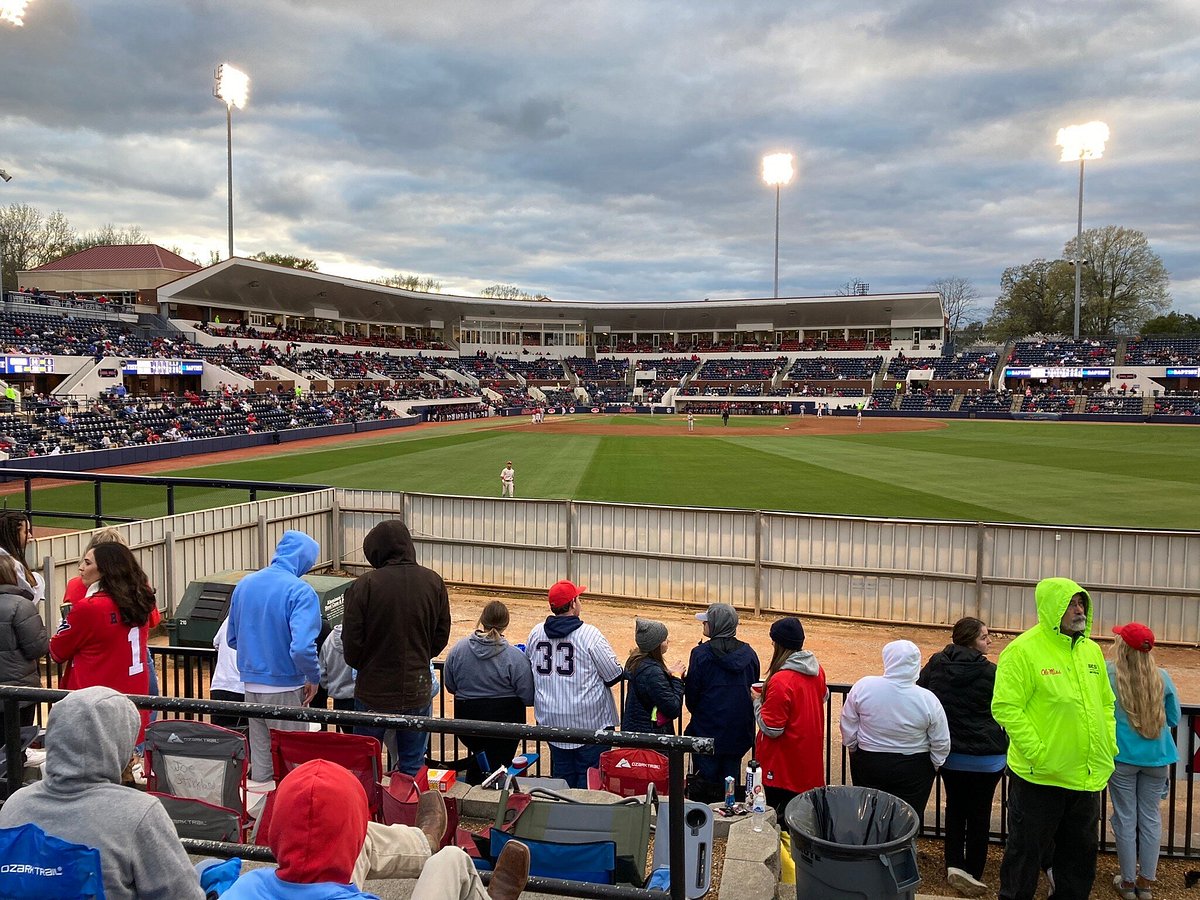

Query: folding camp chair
<box><xmin>0</xmin><ymin>822</ymin><xmax>105</xmax><ymax>899</ymax></box>
<box><xmin>144</xmin><ymin>719</ymin><xmax>250</xmax><ymax>840</ymax></box>
<box><xmin>270</xmin><ymin>729</ymin><xmax>384</xmax><ymax>819</ymax></box>
<box><xmin>585</xmin><ymin>748</ymin><xmax>670</xmax><ymax>798</ymax></box>
<box><xmin>151</xmin><ymin>792</ymin><xmax>244</xmax><ymax>842</ymax></box>
<box><xmin>495</xmin><ymin>784</ymin><xmax>655</xmax><ymax>886</ymax></box>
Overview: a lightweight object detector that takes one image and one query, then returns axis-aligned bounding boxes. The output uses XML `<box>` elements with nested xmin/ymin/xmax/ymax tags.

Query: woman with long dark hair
<box><xmin>621</xmin><ymin>618</ymin><xmax>684</xmax><ymax>736</ymax></box>
<box><xmin>918</xmin><ymin>617</ymin><xmax>1007</xmax><ymax>897</ymax></box>
<box><xmin>443</xmin><ymin>600</ymin><xmax>534</xmax><ymax>783</ymax></box>
<box><xmin>0</xmin><ymin>509</ymin><xmax>45</xmax><ymax>603</ymax></box>
<box><xmin>1107</xmin><ymin>623</ymin><xmax>1180</xmax><ymax>900</ymax></box>
<box><xmin>754</xmin><ymin>616</ymin><xmax>827</xmax><ymax>817</ymax></box>
<box><xmin>50</xmin><ymin>543</ymin><xmax>156</xmax><ymax>738</ymax></box>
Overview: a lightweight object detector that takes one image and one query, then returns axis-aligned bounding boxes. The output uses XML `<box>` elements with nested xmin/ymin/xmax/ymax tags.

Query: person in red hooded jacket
<box><xmin>221</xmin><ymin>759</ymin><xmax>530</xmax><ymax>899</ymax></box>
<box><xmin>753</xmin><ymin>616</ymin><xmax>828</xmax><ymax>817</ymax></box>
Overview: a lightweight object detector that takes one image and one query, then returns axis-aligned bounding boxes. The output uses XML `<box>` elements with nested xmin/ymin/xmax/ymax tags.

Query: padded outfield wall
<box><xmin>29</xmin><ymin>489</ymin><xmax>1200</xmax><ymax>645</ymax></box>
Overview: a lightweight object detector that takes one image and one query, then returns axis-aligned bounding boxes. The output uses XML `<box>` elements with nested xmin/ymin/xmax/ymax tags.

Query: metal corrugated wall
<box><xmin>30</xmin><ymin>490</ymin><xmax>1199</xmax><ymax>644</ymax></box>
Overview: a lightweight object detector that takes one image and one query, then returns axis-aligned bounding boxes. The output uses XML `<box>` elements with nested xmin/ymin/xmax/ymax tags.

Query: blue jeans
<box><xmin>549</xmin><ymin>744</ymin><xmax>604</xmax><ymax>789</ymax></box>
<box><xmin>355</xmin><ymin>699</ymin><xmax>432</xmax><ymax>776</ymax></box>
<box><xmin>1108</xmin><ymin>762</ymin><xmax>1168</xmax><ymax>883</ymax></box>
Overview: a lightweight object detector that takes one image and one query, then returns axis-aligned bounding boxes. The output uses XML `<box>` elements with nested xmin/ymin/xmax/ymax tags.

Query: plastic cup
<box><xmin>750</xmin><ymin>681</ymin><xmax>764</xmax><ymax>697</ymax></box>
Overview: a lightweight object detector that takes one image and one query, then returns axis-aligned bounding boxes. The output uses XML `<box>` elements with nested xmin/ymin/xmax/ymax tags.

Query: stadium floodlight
<box><xmin>214</xmin><ymin>63</ymin><xmax>250</xmax><ymax>260</ymax></box>
<box><xmin>762</xmin><ymin>152</ymin><xmax>795</xmax><ymax>298</ymax></box>
<box><xmin>0</xmin><ymin>1</ymin><xmax>33</xmax><ymax>27</ymax></box>
<box><xmin>1056</xmin><ymin>121</ymin><xmax>1108</xmax><ymax>339</ymax></box>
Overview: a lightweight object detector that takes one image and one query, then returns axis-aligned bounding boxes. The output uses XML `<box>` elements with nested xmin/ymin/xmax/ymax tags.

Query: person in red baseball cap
<box><xmin>524</xmin><ymin>580</ymin><xmax>622</xmax><ymax>788</ymax></box>
<box><xmin>1107</xmin><ymin>623</ymin><xmax>1181</xmax><ymax>900</ymax></box>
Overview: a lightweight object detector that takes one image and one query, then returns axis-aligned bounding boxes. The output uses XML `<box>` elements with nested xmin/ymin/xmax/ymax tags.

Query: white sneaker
<box><xmin>947</xmin><ymin>866</ymin><xmax>989</xmax><ymax>897</ymax></box>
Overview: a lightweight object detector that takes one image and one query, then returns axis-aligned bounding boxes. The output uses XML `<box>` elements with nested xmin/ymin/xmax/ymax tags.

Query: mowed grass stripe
<box><xmin>13</xmin><ymin>418</ymin><xmax>1200</xmax><ymax>529</ymax></box>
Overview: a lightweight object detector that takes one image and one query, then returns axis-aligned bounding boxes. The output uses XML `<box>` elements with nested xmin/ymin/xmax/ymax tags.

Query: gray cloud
<box><xmin>0</xmin><ymin>0</ymin><xmax>1196</xmax><ymax>314</ymax></box>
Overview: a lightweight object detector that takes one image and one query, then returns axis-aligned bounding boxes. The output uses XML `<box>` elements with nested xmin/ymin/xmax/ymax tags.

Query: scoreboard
<box><xmin>1</xmin><ymin>356</ymin><xmax>55</xmax><ymax>374</ymax></box>
<box><xmin>122</xmin><ymin>359</ymin><xmax>204</xmax><ymax>375</ymax></box>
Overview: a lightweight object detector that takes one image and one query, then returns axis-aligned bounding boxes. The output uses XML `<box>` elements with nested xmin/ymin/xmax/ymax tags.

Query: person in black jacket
<box><xmin>683</xmin><ymin>603</ymin><xmax>760</xmax><ymax>802</ymax></box>
<box><xmin>342</xmin><ymin>520</ymin><xmax>451</xmax><ymax>775</ymax></box>
<box><xmin>918</xmin><ymin>617</ymin><xmax>1009</xmax><ymax>898</ymax></box>
<box><xmin>621</xmin><ymin>618</ymin><xmax>684</xmax><ymax>736</ymax></box>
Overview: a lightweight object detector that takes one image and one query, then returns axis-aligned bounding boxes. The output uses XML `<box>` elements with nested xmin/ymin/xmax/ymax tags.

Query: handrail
<box><xmin>0</xmin><ymin>468</ymin><xmax>330</xmax><ymax>527</ymax></box>
<box><xmin>0</xmin><ymin>684</ymin><xmax>710</xmax><ymax>900</ymax></box>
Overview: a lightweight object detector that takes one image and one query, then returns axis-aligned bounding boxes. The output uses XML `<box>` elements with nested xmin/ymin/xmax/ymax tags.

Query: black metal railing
<box><xmin>1</xmin><ymin>685</ymin><xmax>709</xmax><ymax>900</ymax></box>
<box><xmin>0</xmin><ymin>468</ymin><xmax>329</xmax><ymax>527</ymax></box>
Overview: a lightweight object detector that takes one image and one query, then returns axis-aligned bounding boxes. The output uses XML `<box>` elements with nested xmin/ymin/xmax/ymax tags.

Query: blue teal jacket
<box><xmin>223</xmin><ymin>868</ymin><xmax>377</xmax><ymax>899</ymax></box>
<box><xmin>227</xmin><ymin>531</ymin><xmax>322</xmax><ymax>687</ymax></box>
<box><xmin>1107</xmin><ymin>662</ymin><xmax>1181</xmax><ymax>768</ymax></box>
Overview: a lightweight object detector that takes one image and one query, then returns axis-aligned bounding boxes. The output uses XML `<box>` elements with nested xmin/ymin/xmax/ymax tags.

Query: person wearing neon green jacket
<box><xmin>992</xmin><ymin>577</ymin><xmax>1117</xmax><ymax>900</ymax></box>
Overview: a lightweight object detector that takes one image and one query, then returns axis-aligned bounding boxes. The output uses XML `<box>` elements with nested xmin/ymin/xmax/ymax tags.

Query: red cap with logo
<box><xmin>548</xmin><ymin>579</ymin><xmax>586</xmax><ymax>609</ymax></box>
<box><xmin>1112</xmin><ymin>622</ymin><xmax>1155</xmax><ymax>652</ymax></box>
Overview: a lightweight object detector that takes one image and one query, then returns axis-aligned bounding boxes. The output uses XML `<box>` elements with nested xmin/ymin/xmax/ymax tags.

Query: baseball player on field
<box><xmin>686</xmin><ymin>410</ymin><xmax>694</xmax><ymax>432</ymax></box>
<box><xmin>500</xmin><ymin>461</ymin><xmax>515</xmax><ymax>498</ymax></box>
<box><xmin>525</xmin><ymin>580</ymin><xmax>623</xmax><ymax>788</ymax></box>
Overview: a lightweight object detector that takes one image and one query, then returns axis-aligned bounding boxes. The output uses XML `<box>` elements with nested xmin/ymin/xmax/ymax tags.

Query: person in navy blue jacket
<box><xmin>683</xmin><ymin>604</ymin><xmax>761</xmax><ymax>802</ymax></box>
<box><xmin>621</xmin><ymin>618</ymin><xmax>684</xmax><ymax>735</ymax></box>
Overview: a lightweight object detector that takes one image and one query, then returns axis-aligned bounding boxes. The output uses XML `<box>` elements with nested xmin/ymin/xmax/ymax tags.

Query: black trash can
<box><xmin>785</xmin><ymin>785</ymin><xmax>921</xmax><ymax>899</ymax></box>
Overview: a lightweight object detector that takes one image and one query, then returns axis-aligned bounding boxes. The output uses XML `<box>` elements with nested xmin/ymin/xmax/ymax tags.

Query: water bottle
<box><xmin>724</xmin><ymin>776</ymin><xmax>735</xmax><ymax>809</ymax></box>
<box><xmin>744</xmin><ymin>759</ymin><xmax>759</xmax><ymax>807</ymax></box>
<box><xmin>751</xmin><ymin>783</ymin><xmax>767</xmax><ymax>833</ymax></box>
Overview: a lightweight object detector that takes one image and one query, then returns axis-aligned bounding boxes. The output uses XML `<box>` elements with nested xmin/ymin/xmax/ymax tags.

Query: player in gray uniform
<box><xmin>525</xmin><ymin>580</ymin><xmax>623</xmax><ymax>788</ymax></box>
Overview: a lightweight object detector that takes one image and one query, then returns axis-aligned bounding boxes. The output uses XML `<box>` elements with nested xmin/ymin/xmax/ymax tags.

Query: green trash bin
<box><xmin>785</xmin><ymin>785</ymin><xmax>921</xmax><ymax>899</ymax></box>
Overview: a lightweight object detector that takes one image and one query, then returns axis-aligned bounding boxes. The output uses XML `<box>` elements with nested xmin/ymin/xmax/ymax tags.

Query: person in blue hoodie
<box><xmin>227</xmin><ymin>529</ymin><xmax>322</xmax><ymax>782</ymax></box>
<box><xmin>683</xmin><ymin>603</ymin><xmax>761</xmax><ymax>802</ymax></box>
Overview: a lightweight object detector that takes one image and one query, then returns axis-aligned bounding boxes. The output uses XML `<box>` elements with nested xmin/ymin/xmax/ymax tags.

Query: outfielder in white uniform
<box><xmin>686</xmin><ymin>411</ymin><xmax>694</xmax><ymax>432</ymax></box>
<box><xmin>526</xmin><ymin>580</ymin><xmax>622</xmax><ymax>788</ymax></box>
<box><xmin>500</xmin><ymin>461</ymin><xmax>515</xmax><ymax>498</ymax></box>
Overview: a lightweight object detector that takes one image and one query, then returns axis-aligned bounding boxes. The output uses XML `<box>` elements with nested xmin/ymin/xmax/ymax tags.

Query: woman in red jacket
<box><xmin>50</xmin><ymin>542</ymin><xmax>157</xmax><ymax>739</ymax></box>
<box><xmin>754</xmin><ymin>616</ymin><xmax>828</xmax><ymax>816</ymax></box>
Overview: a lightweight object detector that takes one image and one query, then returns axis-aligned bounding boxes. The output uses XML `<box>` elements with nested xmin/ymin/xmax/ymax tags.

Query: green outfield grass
<box><xmin>20</xmin><ymin>417</ymin><xmax>1200</xmax><ymax>530</ymax></box>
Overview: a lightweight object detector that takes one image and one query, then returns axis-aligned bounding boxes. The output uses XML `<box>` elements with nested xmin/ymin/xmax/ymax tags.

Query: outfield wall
<box><xmin>30</xmin><ymin>489</ymin><xmax>1200</xmax><ymax>644</ymax></box>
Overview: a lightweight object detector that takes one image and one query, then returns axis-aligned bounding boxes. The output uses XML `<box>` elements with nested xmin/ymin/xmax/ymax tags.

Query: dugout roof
<box><xmin>156</xmin><ymin>258</ymin><xmax>945</xmax><ymax>331</ymax></box>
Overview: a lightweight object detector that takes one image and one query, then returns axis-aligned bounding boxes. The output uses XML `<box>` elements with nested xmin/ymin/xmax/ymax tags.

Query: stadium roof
<box><xmin>157</xmin><ymin>258</ymin><xmax>944</xmax><ymax>331</ymax></box>
<box><xmin>30</xmin><ymin>244</ymin><xmax>201</xmax><ymax>273</ymax></box>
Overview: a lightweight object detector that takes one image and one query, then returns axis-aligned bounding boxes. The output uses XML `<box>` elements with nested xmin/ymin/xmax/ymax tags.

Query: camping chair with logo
<box><xmin>489</xmin><ymin>784</ymin><xmax>656</xmax><ymax>886</ymax></box>
<box><xmin>0</xmin><ymin>822</ymin><xmax>105</xmax><ymax>899</ymax></box>
<box><xmin>586</xmin><ymin>748</ymin><xmax>670</xmax><ymax>798</ymax></box>
<box><xmin>270</xmin><ymin>729</ymin><xmax>384</xmax><ymax>818</ymax></box>
<box><xmin>144</xmin><ymin>719</ymin><xmax>250</xmax><ymax>842</ymax></box>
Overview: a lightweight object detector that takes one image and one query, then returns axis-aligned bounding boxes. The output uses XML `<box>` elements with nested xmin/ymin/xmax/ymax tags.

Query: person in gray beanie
<box><xmin>621</xmin><ymin>618</ymin><xmax>685</xmax><ymax>735</ymax></box>
<box><xmin>684</xmin><ymin>603</ymin><xmax>761</xmax><ymax>802</ymax></box>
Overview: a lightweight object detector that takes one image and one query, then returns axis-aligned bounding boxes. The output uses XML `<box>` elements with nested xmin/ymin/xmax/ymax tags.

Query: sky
<box><xmin>1</xmin><ymin>0</ymin><xmax>1198</xmax><ymax>319</ymax></box>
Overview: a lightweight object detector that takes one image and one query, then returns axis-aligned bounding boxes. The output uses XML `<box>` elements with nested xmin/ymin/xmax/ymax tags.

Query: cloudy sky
<box><xmin>2</xmin><ymin>0</ymin><xmax>1198</xmax><ymax>317</ymax></box>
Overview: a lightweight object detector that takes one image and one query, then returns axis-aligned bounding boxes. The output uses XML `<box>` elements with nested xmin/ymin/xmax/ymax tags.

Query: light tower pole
<box><xmin>761</xmin><ymin>153</ymin><xmax>795</xmax><ymax>298</ymax></box>
<box><xmin>214</xmin><ymin>63</ymin><xmax>250</xmax><ymax>260</ymax></box>
<box><xmin>1056</xmin><ymin>121</ymin><xmax>1109</xmax><ymax>339</ymax></box>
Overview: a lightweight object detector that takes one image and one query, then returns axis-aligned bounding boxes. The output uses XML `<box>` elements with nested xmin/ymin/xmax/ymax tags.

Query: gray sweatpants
<box><xmin>244</xmin><ymin>686</ymin><xmax>309</xmax><ymax>782</ymax></box>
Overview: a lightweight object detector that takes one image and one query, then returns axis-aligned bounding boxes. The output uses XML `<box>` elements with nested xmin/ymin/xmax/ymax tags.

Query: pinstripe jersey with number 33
<box><xmin>526</xmin><ymin>617</ymin><xmax>623</xmax><ymax>748</ymax></box>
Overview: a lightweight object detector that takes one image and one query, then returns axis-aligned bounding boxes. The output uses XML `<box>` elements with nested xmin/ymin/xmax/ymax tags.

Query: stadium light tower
<box><xmin>762</xmin><ymin>152</ymin><xmax>795</xmax><ymax>298</ymax></box>
<box><xmin>0</xmin><ymin>169</ymin><xmax>10</xmax><ymax>304</ymax></box>
<box><xmin>214</xmin><ymin>63</ymin><xmax>250</xmax><ymax>260</ymax></box>
<box><xmin>0</xmin><ymin>1</ymin><xmax>34</xmax><ymax>27</ymax></box>
<box><xmin>1056</xmin><ymin>121</ymin><xmax>1108</xmax><ymax>339</ymax></box>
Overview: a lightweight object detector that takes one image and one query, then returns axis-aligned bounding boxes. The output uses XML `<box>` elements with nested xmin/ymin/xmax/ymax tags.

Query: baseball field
<box><xmin>14</xmin><ymin>415</ymin><xmax>1200</xmax><ymax>531</ymax></box>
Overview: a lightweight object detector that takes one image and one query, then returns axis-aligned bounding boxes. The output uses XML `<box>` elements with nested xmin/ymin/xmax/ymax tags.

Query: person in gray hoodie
<box><xmin>0</xmin><ymin>554</ymin><xmax>48</xmax><ymax>738</ymax></box>
<box><xmin>443</xmin><ymin>600</ymin><xmax>534</xmax><ymax>783</ymax></box>
<box><xmin>0</xmin><ymin>685</ymin><xmax>205</xmax><ymax>900</ymax></box>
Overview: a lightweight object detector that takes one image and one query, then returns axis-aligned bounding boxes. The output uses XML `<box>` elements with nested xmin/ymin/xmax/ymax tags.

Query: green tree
<box><xmin>931</xmin><ymin>276</ymin><xmax>980</xmax><ymax>343</ymax></box>
<box><xmin>480</xmin><ymin>283</ymin><xmax>535</xmax><ymax>300</ymax></box>
<box><xmin>0</xmin><ymin>203</ymin><xmax>77</xmax><ymax>290</ymax></box>
<box><xmin>986</xmin><ymin>259</ymin><xmax>1075</xmax><ymax>340</ymax></box>
<box><xmin>1069</xmin><ymin>226</ymin><xmax>1170</xmax><ymax>334</ymax></box>
<box><xmin>372</xmin><ymin>273</ymin><xmax>443</xmax><ymax>292</ymax></box>
<box><xmin>250</xmin><ymin>251</ymin><xmax>318</xmax><ymax>271</ymax></box>
<box><xmin>1139</xmin><ymin>312</ymin><xmax>1200</xmax><ymax>335</ymax></box>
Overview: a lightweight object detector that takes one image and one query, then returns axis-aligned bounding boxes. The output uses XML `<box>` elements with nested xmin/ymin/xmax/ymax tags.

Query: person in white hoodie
<box><xmin>840</xmin><ymin>640</ymin><xmax>950</xmax><ymax>821</ymax></box>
